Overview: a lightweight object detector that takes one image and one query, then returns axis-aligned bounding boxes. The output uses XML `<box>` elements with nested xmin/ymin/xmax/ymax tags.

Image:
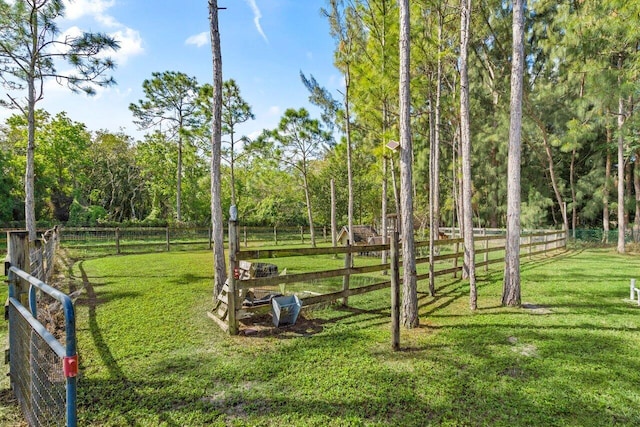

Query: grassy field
<box><xmin>1</xmin><ymin>247</ymin><xmax>640</xmax><ymax>426</ymax></box>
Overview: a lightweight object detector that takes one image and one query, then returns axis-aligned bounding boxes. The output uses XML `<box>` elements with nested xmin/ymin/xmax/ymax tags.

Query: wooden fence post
<box><xmin>428</xmin><ymin>231</ymin><xmax>435</xmax><ymax>296</ymax></box>
<box><xmin>391</xmin><ymin>230</ymin><xmax>400</xmax><ymax>351</ymax></box>
<box><xmin>453</xmin><ymin>241</ymin><xmax>460</xmax><ymax>278</ymax></box>
<box><xmin>7</xmin><ymin>231</ymin><xmax>30</xmax><ymax>306</ymax></box>
<box><xmin>342</xmin><ymin>241</ymin><xmax>352</xmax><ymax>306</ymax></box>
<box><xmin>208</xmin><ymin>227</ymin><xmax>212</xmax><ymax>250</ymax></box>
<box><xmin>528</xmin><ymin>233</ymin><xmax>532</xmax><ymax>260</ymax></box>
<box><xmin>166</xmin><ymin>227</ymin><xmax>170</xmax><ymax>252</ymax></box>
<box><xmin>483</xmin><ymin>229</ymin><xmax>488</xmax><ymax>272</ymax></box>
<box><xmin>243</xmin><ymin>226</ymin><xmax>247</xmax><ymax>248</ymax></box>
<box><xmin>300</xmin><ymin>226</ymin><xmax>304</xmax><ymax>244</ymax></box>
<box><xmin>228</xmin><ymin>217</ymin><xmax>239</xmax><ymax>335</ymax></box>
<box><xmin>115</xmin><ymin>227</ymin><xmax>121</xmax><ymax>254</ymax></box>
<box><xmin>32</xmin><ymin>239</ymin><xmax>43</xmax><ymax>281</ymax></box>
<box><xmin>274</xmin><ymin>226</ymin><xmax>278</xmax><ymax>246</ymax></box>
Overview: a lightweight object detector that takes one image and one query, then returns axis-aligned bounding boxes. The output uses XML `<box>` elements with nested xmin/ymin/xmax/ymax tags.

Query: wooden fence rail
<box><xmin>59</xmin><ymin>227</ymin><xmax>213</xmax><ymax>254</ymax></box>
<box><xmin>216</xmin><ymin>226</ymin><xmax>567</xmax><ymax>334</ymax></box>
<box><xmin>56</xmin><ymin>226</ymin><xmax>338</xmax><ymax>254</ymax></box>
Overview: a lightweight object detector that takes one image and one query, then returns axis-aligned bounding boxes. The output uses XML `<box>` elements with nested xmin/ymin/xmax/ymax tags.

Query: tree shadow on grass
<box><xmin>143</xmin><ymin>323</ymin><xmax>640</xmax><ymax>426</ymax></box>
<box><xmin>74</xmin><ymin>249</ymin><xmax>640</xmax><ymax>426</ymax></box>
<box><xmin>77</xmin><ymin>262</ymin><xmax>144</xmax><ymax>426</ymax></box>
<box><xmin>168</xmin><ymin>273</ymin><xmax>211</xmax><ymax>286</ymax></box>
<box><xmin>77</xmin><ymin>377</ymin><xmax>198</xmax><ymax>426</ymax></box>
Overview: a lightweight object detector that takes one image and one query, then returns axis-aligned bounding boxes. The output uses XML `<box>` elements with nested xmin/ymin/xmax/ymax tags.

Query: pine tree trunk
<box><xmin>177</xmin><ymin>135</ymin><xmax>182</xmax><ymax>222</ymax></box>
<box><xmin>429</xmin><ymin>97</ymin><xmax>436</xmax><ymax>295</ymax></box>
<box><xmin>345</xmin><ymin>68</ymin><xmax>355</xmax><ymax>246</ymax></box>
<box><xmin>230</xmin><ymin>130</ymin><xmax>237</xmax><ymax>207</ymax></box>
<box><xmin>625</xmin><ymin>160</ymin><xmax>632</xmax><ymax>229</ymax></box>
<box><xmin>303</xmin><ymin>172</ymin><xmax>317</xmax><ymax>248</ymax></box>
<box><xmin>209</xmin><ymin>1</ymin><xmax>227</xmax><ymax>297</ymax></box>
<box><xmin>331</xmin><ymin>179</ymin><xmax>337</xmax><ymax>248</ymax></box>
<box><xmin>399</xmin><ymin>0</ymin><xmax>418</xmax><ymax>328</ymax></box>
<box><xmin>451</xmin><ymin>134</ymin><xmax>459</xmax><ymax>237</ymax></box>
<box><xmin>603</xmin><ymin>127</ymin><xmax>612</xmax><ymax>244</ymax></box>
<box><xmin>533</xmin><ymin>114</ymin><xmax>569</xmax><ymax>238</ymax></box>
<box><xmin>460</xmin><ymin>0</ymin><xmax>476</xmax><ymax>310</ymax></box>
<box><xmin>617</xmin><ymin>60</ymin><xmax>626</xmax><ymax>253</ymax></box>
<box><xmin>570</xmin><ymin>148</ymin><xmax>577</xmax><ymax>238</ymax></box>
<box><xmin>429</xmin><ymin>8</ymin><xmax>444</xmax><ymax>297</ymax></box>
<box><xmin>634</xmin><ymin>150</ymin><xmax>640</xmax><ymax>242</ymax></box>
<box><xmin>382</xmin><ymin>156</ymin><xmax>388</xmax><ymax>264</ymax></box>
<box><xmin>391</xmin><ymin>156</ymin><xmax>401</xmax><ymax>218</ymax></box>
<box><xmin>502</xmin><ymin>0</ymin><xmax>524</xmax><ymax>307</ymax></box>
<box><xmin>26</xmin><ymin>77</ymin><xmax>37</xmax><ymax>241</ymax></box>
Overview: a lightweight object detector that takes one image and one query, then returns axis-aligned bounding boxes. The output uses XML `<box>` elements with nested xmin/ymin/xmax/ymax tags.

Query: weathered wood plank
<box><xmin>301</xmin><ymin>280</ymin><xmax>392</xmax><ymax>306</ymax></box>
<box><xmin>433</xmin><ymin>265</ymin><xmax>462</xmax><ymax>277</ymax></box>
<box><xmin>475</xmin><ymin>246</ymin><xmax>505</xmax><ymax>255</ymax></box>
<box><xmin>235</xmin><ymin>263</ymin><xmax>390</xmax><ymax>290</ymax></box>
<box><xmin>476</xmin><ymin>258</ymin><xmax>504</xmax><ymax>268</ymax></box>
<box><xmin>237</xmin><ymin>244</ymin><xmax>390</xmax><ymax>260</ymax></box>
<box><xmin>207</xmin><ymin>311</ymin><xmax>229</xmax><ymax>332</ymax></box>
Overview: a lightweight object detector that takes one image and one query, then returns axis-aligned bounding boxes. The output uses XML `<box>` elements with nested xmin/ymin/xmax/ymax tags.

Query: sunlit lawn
<box><xmin>2</xmin><ymin>247</ymin><xmax>640</xmax><ymax>426</ymax></box>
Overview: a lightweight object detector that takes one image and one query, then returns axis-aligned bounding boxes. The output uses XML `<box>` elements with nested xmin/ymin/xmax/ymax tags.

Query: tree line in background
<box><xmin>1</xmin><ymin>0</ymin><xmax>639</xmax><ymax>247</ymax></box>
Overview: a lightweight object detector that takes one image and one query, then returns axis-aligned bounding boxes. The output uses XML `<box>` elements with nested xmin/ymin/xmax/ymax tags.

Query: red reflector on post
<box><xmin>63</xmin><ymin>355</ymin><xmax>78</xmax><ymax>378</ymax></box>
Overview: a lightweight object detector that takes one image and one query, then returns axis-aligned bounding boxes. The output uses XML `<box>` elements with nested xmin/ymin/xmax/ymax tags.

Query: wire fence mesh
<box><xmin>29</xmin><ymin>227</ymin><xmax>59</xmax><ymax>282</ymax></box>
<box><xmin>60</xmin><ymin>226</ymin><xmax>212</xmax><ymax>254</ymax></box>
<box><xmin>5</xmin><ymin>226</ymin><xmax>75</xmax><ymax>426</ymax></box>
<box><xmin>8</xmin><ymin>299</ymin><xmax>67</xmax><ymax>427</ymax></box>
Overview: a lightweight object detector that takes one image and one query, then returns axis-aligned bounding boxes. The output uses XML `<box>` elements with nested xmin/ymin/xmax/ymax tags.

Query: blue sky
<box><xmin>12</xmin><ymin>0</ymin><xmax>343</xmax><ymax>141</ymax></box>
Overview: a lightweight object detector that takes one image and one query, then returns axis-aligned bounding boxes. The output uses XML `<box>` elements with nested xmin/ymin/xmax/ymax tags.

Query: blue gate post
<box><xmin>61</xmin><ymin>296</ymin><xmax>77</xmax><ymax>427</ymax></box>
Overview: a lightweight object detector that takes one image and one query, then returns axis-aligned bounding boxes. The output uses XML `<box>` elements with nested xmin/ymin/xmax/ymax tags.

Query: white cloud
<box><xmin>52</xmin><ymin>24</ymin><xmax>140</xmax><ymax>76</ymax></box>
<box><xmin>96</xmin><ymin>14</ymin><xmax>120</xmax><ymax>28</ymax></box>
<box><xmin>63</xmin><ymin>0</ymin><xmax>116</xmax><ymax>22</ymax></box>
<box><xmin>185</xmin><ymin>32</ymin><xmax>209</xmax><ymax>48</ymax></box>
<box><xmin>244</xmin><ymin>0</ymin><xmax>269</xmax><ymax>43</ymax></box>
<box><xmin>108</xmin><ymin>28</ymin><xmax>143</xmax><ymax>65</ymax></box>
<box><xmin>61</xmin><ymin>0</ymin><xmax>144</xmax><ymax>65</ymax></box>
<box><xmin>57</xmin><ymin>26</ymin><xmax>83</xmax><ymax>53</ymax></box>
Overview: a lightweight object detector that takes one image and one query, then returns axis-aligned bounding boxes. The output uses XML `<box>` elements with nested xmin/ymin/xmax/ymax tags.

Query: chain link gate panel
<box><xmin>6</xmin><ymin>265</ymin><xmax>77</xmax><ymax>427</ymax></box>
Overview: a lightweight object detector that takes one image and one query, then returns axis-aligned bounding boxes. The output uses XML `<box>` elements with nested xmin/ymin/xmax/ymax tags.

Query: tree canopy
<box><xmin>0</xmin><ymin>0</ymin><xmax>638</xmax><ymax>263</ymax></box>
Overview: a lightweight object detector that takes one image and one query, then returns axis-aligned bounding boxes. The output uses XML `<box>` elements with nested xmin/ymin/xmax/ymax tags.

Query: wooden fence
<box><xmin>59</xmin><ymin>227</ymin><xmax>212</xmax><ymax>254</ymax></box>
<box><xmin>213</xmin><ymin>223</ymin><xmax>566</xmax><ymax>334</ymax></box>
<box><xmin>52</xmin><ymin>226</ymin><xmax>338</xmax><ymax>255</ymax></box>
<box><xmin>3</xmin><ymin>227</ymin><xmax>60</xmax><ymax>284</ymax></box>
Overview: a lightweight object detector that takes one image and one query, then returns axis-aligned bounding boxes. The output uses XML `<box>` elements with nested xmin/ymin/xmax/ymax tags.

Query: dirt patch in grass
<box><xmin>238</xmin><ymin>313</ymin><xmax>326</xmax><ymax>338</ymax></box>
<box><xmin>522</xmin><ymin>302</ymin><xmax>553</xmax><ymax>315</ymax></box>
<box><xmin>507</xmin><ymin>336</ymin><xmax>538</xmax><ymax>357</ymax></box>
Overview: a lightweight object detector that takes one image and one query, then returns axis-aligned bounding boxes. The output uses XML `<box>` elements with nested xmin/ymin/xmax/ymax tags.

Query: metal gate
<box><xmin>5</xmin><ymin>264</ymin><xmax>77</xmax><ymax>427</ymax></box>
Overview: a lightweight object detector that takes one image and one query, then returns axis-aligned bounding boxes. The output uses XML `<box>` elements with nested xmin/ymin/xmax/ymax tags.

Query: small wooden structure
<box><xmin>336</xmin><ymin>225</ymin><xmax>379</xmax><ymax>246</ymax></box>
<box><xmin>208</xmin><ymin>260</ymin><xmax>280</xmax><ymax>332</ymax></box>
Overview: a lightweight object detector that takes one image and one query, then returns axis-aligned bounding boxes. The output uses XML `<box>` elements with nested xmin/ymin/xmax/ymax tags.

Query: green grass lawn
<box><xmin>2</xmin><ymin>248</ymin><xmax>640</xmax><ymax>426</ymax></box>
